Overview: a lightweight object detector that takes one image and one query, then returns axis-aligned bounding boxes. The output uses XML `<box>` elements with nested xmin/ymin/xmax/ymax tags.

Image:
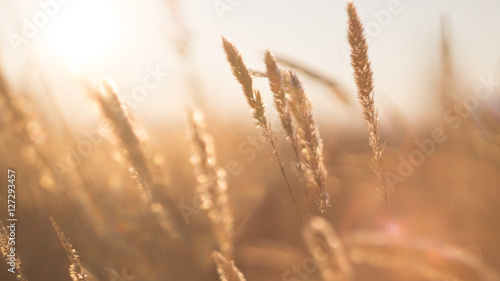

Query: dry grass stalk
<box><xmin>346</xmin><ymin>231</ymin><xmax>500</xmax><ymax>281</ymax></box>
<box><xmin>303</xmin><ymin>217</ymin><xmax>353</xmax><ymax>281</ymax></box>
<box><xmin>0</xmin><ymin>220</ymin><xmax>28</xmax><ymax>281</ymax></box>
<box><xmin>222</xmin><ymin>37</ymin><xmax>304</xmax><ymax>222</ymax></box>
<box><xmin>221</xmin><ymin>37</ymin><xmax>273</xmax><ymax>143</ymax></box>
<box><xmin>265</xmin><ymin>51</ymin><xmax>308</xmax><ymax>194</ymax></box>
<box><xmin>50</xmin><ymin>217</ymin><xmax>87</xmax><ymax>281</ymax></box>
<box><xmin>188</xmin><ymin>108</ymin><xmax>234</xmax><ymax>258</ymax></box>
<box><xmin>93</xmin><ymin>78</ymin><xmax>153</xmax><ymax>200</ymax></box>
<box><xmin>212</xmin><ymin>251</ymin><xmax>247</xmax><ymax>281</ymax></box>
<box><xmin>286</xmin><ymin>71</ymin><xmax>330</xmax><ymax>214</ymax></box>
<box><xmin>347</xmin><ymin>2</ymin><xmax>389</xmax><ymax>208</ymax></box>
<box><xmin>265</xmin><ymin>52</ymin><xmax>291</xmax><ymax>137</ymax></box>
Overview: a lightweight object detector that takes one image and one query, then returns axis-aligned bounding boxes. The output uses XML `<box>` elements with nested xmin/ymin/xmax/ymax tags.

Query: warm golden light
<box><xmin>46</xmin><ymin>0</ymin><xmax>116</xmax><ymax>66</ymax></box>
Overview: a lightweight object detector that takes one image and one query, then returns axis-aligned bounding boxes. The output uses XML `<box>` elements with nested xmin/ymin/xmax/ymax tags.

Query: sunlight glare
<box><xmin>47</xmin><ymin>0</ymin><xmax>117</xmax><ymax>66</ymax></box>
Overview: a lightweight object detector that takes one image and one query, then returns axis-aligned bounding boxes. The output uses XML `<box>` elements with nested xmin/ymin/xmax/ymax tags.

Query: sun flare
<box><xmin>46</xmin><ymin>0</ymin><xmax>116</xmax><ymax>66</ymax></box>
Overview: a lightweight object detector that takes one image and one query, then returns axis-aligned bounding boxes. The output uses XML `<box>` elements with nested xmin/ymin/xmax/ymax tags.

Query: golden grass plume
<box><xmin>287</xmin><ymin>71</ymin><xmax>330</xmax><ymax>214</ymax></box>
<box><xmin>188</xmin><ymin>108</ymin><xmax>234</xmax><ymax>258</ymax></box>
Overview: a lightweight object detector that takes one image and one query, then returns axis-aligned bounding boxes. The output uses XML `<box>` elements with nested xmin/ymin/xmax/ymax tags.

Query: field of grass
<box><xmin>1</xmin><ymin>1</ymin><xmax>500</xmax><ymax>281</ymax></box>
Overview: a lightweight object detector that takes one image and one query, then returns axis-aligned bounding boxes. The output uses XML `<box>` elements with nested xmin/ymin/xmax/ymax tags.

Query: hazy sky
<box><xmin>1</xmin><ymin>0</ymin><xmax>500</xmax><ymax>126</ymax></box>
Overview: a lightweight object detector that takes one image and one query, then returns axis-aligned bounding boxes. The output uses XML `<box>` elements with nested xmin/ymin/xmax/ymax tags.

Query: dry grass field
<box><xmin>1</xmin><ymin>1</ymin><xmax>500</xmax><ymax>281</ymax></box>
